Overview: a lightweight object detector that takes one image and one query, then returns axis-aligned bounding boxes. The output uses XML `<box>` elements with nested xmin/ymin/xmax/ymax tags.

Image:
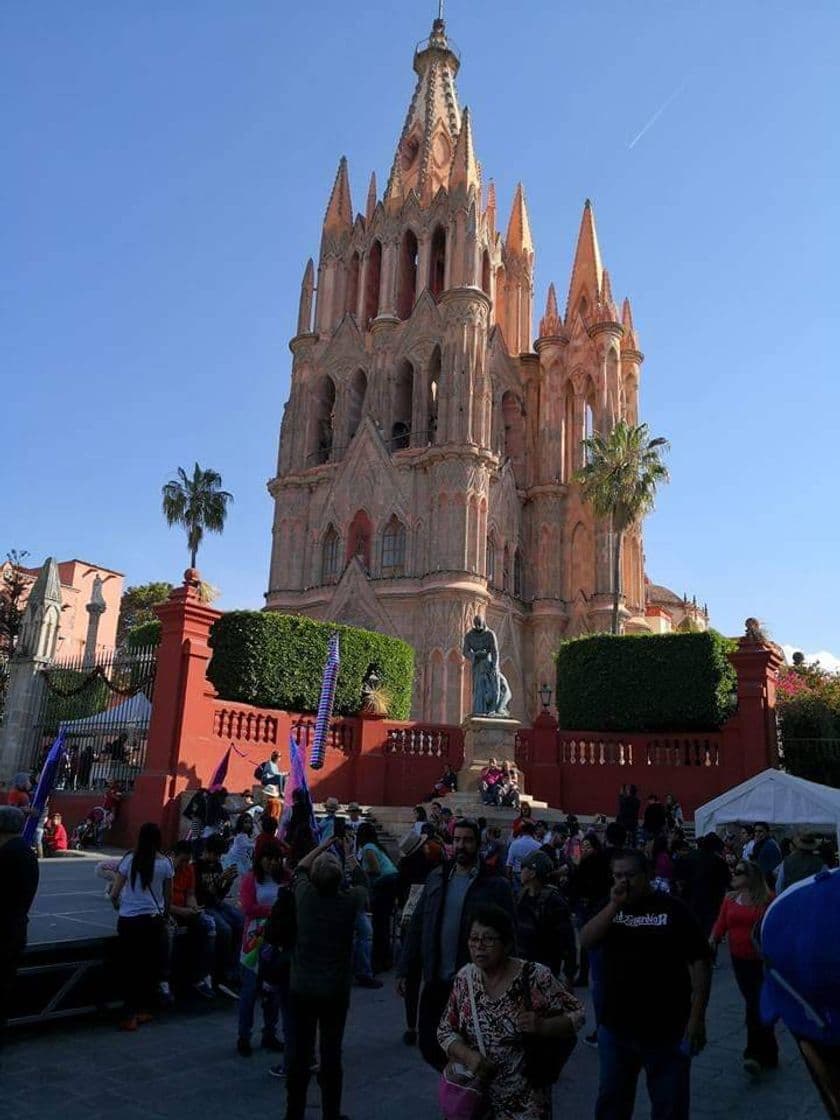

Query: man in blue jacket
<box><xmin>395</xmin><ymin>817</ymin><xmax>515</xmax><ymax>1070</ymax></box>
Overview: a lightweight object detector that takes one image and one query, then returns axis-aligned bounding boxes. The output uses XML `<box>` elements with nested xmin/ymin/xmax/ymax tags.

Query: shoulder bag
<box><xmin>520</xmin><ymin>961</ymin><xmax>577</xmax><ymax>1088</ymax></box>
<box><xmin>438</xmin><ymin>966</ymin><xmax>488</xmax><ymax>1120</ymax></box>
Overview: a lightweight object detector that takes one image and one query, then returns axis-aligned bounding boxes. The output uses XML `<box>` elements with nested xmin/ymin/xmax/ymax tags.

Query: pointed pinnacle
<box><xmin>621</xmin><ymin>297</ymin><xmax>638</xmax><ymax>347</ymax></box>
<box><xmin>505</xmin><ymin>182</ymin><xmax>534</xmax><ymax>256</ymax></box>
<box><xmin>323</xmin><ymin>156</ymin><xmax>353</xmax><ymax>234</ymax></box>
<box><xmin>384</xmin><ymin>151</ymin><xmax>404</xmax><ymax>212</ymax></box>
<box><xmin>539</xmin><ymin>282</ymin><xmax>563</xmax><ymax>338</ymax></box>
<box><xmin>566</xmin><ymin>197</ymin><xmax>604</xmax><ymax>318</ymax></box>
<box><xmin>449</xmin><ymin>106</ymin><xmax>480</xmax><ymax>191</ymax></box>
<box><xmin>365</xmin><ymin>172</ymin><xmax>377</xmax><ymax>222</ymax></box>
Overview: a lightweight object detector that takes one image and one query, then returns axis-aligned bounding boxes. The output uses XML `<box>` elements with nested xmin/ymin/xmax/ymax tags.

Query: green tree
<box><xmin>116</xmin><ymin>581</ymin><xmax>173</xmax><ymax>646</ymax></box>
<box><xmin>161</xmin><ymin>463</ymin><xmax>233</xmax><ymax>569</ymax></box>
<box><xmin>0</xmin><ymin>549</ymin><xmax>30</xmax><ymax>718</ymax></box>
<box><xmin>575</xmin><ymin>420</ymin><xmax>670</xmax><ymax>634</ymax></box>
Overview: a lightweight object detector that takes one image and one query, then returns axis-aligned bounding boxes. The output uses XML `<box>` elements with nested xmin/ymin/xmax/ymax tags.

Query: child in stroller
<box><xmin>71</xmin><ymin>804</ymin><xmax>114</xmax><ymax>849</ymax></box>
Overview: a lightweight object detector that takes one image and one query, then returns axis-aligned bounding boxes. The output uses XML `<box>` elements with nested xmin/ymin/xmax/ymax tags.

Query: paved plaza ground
<box><xmin>1</xmin><ymin>859</ymin><xmax>826</xmax><ymax>1120</ymax></box>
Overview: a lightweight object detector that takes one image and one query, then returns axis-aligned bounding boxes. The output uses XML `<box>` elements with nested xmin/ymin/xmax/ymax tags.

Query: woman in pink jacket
<box><xmin>237</xmin><ymin>841</ymin><xmax>286</xmax><ymax>1056</ymax></box>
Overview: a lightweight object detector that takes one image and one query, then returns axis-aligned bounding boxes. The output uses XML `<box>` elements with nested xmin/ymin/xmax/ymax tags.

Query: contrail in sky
<box><xmin>627</xmin><ymin>79</ymin><xmax>689</xmax><ymax>150</ymax></box>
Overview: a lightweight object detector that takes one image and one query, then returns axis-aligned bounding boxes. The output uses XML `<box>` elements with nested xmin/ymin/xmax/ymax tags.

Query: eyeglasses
<box><xmin>468</xmin><ymin>934</ymin><xmax>501</xmax><ymax>947</ymax></box>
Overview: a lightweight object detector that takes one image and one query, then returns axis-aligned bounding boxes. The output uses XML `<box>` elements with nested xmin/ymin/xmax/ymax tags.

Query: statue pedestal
<box><xmin>458</xmin><ymin>715</ymin><xmax>522</xmax><ymax>794</ymax></box>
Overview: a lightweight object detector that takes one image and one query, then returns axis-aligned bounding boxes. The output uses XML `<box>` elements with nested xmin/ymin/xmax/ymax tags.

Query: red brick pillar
<box><xmin>726</xmin><ymin>637</ymin><xmax>783</xmax><ymax>782</ymax></box>
<box><xmin>128</xmin><ymin>569</ymin><xmax>221</xmax><ymax>845</ymax></box>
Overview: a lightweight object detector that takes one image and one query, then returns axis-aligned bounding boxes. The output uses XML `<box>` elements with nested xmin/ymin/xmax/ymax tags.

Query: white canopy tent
<box><xmin>694</xmin><ymin>768</ymin><xmax>840</xmax><ymax>849</ymax></box>
<box><xmin>58</xmin><ymin>691</ymin><xmax>152</xmax><ymax>734</ymax></box>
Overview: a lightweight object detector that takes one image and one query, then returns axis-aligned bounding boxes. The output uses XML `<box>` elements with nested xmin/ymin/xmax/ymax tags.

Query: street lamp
<box><xmin>538</xmin><ymin>682</ymin><xmax>552</xmax><ymax>711</ymax></box>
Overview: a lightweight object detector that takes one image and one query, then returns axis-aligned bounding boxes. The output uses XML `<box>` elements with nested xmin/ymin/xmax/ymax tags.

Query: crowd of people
<box><xmin>2</xmin><ymin>767</ymin><xmax>840</xmax><ymax>1120</ymax></box>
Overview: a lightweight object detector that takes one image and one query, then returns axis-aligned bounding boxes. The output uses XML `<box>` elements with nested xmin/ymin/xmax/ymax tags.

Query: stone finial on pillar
<box><xmin>83</xmin><ymin>575</ymin><xmax>107</xmax><ymax>666</ymax></box>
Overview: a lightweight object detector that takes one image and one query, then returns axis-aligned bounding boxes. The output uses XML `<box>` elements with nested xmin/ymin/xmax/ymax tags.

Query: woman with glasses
<box><xmin>438</xmin><ymin>904</ymin><xmax>584</xmax><ymax>1119</ymax></box>
<box><xmin>710</xmin><ymin>859</ymin><xmax>778</xmax><ymax>1075</ymax></box>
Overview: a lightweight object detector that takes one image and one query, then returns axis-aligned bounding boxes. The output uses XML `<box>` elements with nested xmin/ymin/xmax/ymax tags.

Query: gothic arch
<box><xmin>347</xmin><ymin>368</ymin><xmax>367</xmax><ymax>442</ymax></box>
<box><xmin>345</xmin><ymin>252</ymin><xmax>361</xmax><ymax>318</ymax></box>
<box><xmin>380</xmin><ymin>515</ymin><xmax>406</xmax><ymax>576</ymax></box>
<box><xmin>309</xmin><ymin>374</ymin><xmax>336</xmax><ymax>465</ymax></box>
<box><xmin>481</xmin><ymin>249</ymin><xmax>491</xmax><ymax>298</ymax></box>
<box><xmin>397</xmin><ymin>228</ymin><xmax>419</xmax><ymax>320</ymax></box>
<box><xmin>364</xmin><ymin>240</ymin><xmax>382</xmax><ymax>325</ymax></box>
<box><xmin>429</xmin><ymin>225</ymin><xmax>446</xmax><ymax>300</ymax></box>
<box><xmin>427</xmin><ymin>345</ymin><xmax>441</xmax><ymax>444</ymax></box>
<box><xmin>321</xmin><ymin>524</ymin><xmax>341</xmax><ymax>584</ymax></box>
<box><xmin>392</xmin><ymin>359</ymin><xmax>414</xmax><ymax>450</ymax></box>
<box><xmin>346</xmin><ymin>509</ymin><xmax>373</xmax><ymax>571</ymax></box>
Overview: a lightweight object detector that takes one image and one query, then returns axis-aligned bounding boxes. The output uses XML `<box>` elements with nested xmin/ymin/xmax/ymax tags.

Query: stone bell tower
<box><xmin>267</xmin><ymin>15</ymin><xmax>657</xmax><ymax>721</ymax></box>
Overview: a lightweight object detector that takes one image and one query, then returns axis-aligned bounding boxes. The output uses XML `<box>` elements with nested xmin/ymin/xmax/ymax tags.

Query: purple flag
<box><xmin>208</xmin><ymin>744</ymin><xmax>231</xmax><ymax>792</ymax></box>
<box><xmin>310</xmin><ymin>632</ymin><xmax>340</xmax><ymax>771</ymax></box>
<box><xmin>22</xmin><ymin>731</ymin><xmax>65</xmax><ymax>846</ymax></box>
<box><xmin>279</xmin><ymin>733</ymin><xmax>316</xmax><ymax>839</ymax></box>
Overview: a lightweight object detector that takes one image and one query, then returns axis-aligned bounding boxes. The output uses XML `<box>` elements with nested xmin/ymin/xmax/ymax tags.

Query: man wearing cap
<box><xmin>760</xmin><ymin>867</ymin><xmax>840</xmax><ymax>1116</ymax></box>
<box><xmin>318</xmin><ymin>797</ymin><xmax>341</xmax><ymax>842</ymax></box>
<box><xmin>0</xmin><ymin>806</ymin><xmax>40</xmax><ymax>1036</ymax></box>
<box><xmin>396</xmin><ymin>818</ymin><xmax>515</xmax><ymax>1070</ymax></box>
<box><xmin>775</xmin><ymin>830</ymin><xmax>826</xmax><ymax>894</ymax></box>
<box><xmin>517</xmin><ymin>850</ymin><xmax>576</xmax><ymax>984</ymax></box>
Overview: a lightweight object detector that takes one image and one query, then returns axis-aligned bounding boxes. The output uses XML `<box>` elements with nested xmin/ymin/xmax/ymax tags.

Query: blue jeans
<box><xmin>238</xmin><ymin>965</ymin><xmax>280</xmax><ymax>1042</ymax></box>
<box><xmin>353</xmin><ymin>910</ymin><xmax>373</xmax><ymax>979</ymax></box>
<box><xmin>205</xmin><ymin>903</ymin><xmax>244</xmax><ymax>981</ymax></box>
<box><xmin>596</xmin><ymin>1026</ymin><xmax>690</xmax><ymax>1120</ymax></box>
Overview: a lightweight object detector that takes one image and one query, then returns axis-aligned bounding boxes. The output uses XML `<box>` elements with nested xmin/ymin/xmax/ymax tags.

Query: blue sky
<box><xmin>3</xmin><ymin>1</ymin><xmax>838</xmax><ymax>665</ymax></box>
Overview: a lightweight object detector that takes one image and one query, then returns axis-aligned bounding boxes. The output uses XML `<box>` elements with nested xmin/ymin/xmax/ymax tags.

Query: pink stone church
<box><xmin>266</xmin><ymin>17</ymin><xmax>706</xmax><ymax>722</ymax></box>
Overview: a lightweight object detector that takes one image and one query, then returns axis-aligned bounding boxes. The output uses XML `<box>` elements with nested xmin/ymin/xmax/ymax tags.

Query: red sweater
<box><xmin>711</xmin><ymin>894</ymin><xmax>772</xmax><ymax>960</ymax></box>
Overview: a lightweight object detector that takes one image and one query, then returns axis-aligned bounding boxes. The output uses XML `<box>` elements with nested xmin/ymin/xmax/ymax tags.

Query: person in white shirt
<box><xmin>110</xmin><ymin>821</ymin><xmax>173</xmax><ymax>1031</ymax></box>
<box><xmin>505</xmin><ymin>821</ymin><xmax>542</xmax><ymax>894</ymax></box>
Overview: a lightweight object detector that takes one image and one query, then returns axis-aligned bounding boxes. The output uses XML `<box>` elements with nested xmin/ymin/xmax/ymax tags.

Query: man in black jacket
<box><xmin>395</xmin><ymin>818</ymin><xmax>515</xmax><ymax>1070</ymax></box>
<box><xmin>0</xmin><ymin>806</ymin><xmax>40</xmax><ymax>1038</ymax></box>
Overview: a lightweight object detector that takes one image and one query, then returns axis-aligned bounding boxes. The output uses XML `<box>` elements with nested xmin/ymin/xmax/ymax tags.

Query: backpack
<box><xmin>254</xmin><ymin>762</ymin><xmax>268</xmax><ymax>782</ymax></box>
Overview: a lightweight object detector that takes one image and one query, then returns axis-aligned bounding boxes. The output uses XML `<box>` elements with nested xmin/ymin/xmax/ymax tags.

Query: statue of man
<box><xmin>463</xmin><ymin>616</ymin><xmax>511</xmax><ymax>717</ymax></box>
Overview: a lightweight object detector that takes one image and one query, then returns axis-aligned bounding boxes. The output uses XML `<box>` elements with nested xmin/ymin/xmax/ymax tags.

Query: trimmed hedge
<box><xmin>207</xmin><ymin>611</ymin><xmax>415</xmax><ymax>720</ymax></box>
<box><xmin>126</xmin><ymin>620</ymin><xmax>162</xmax><ymax>649</ymax></box>
<box><xmin>555</xmin><ymin>631</ymin><xmax>738</xmax><ymax>732</ymax></box>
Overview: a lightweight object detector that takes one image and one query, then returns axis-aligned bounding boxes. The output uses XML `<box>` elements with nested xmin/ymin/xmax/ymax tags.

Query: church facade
<box><xmin>266</xmin><ymin>17</ymin><xmax>705</xmax><ymax>722</ymax></box>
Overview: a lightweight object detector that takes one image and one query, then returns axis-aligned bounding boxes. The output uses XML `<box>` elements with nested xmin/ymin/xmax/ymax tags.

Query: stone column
<box><xmin>82</xmin><ymin>575</ymin><xmax>106</xmax><ymax>667</ymax></box>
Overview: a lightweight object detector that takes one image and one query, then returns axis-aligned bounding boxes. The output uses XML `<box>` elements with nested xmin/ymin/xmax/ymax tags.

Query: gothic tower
<box><xmin>267</xmin><ymin>17</ymin><xmax>656</xmax><ymax>721</ymax></box>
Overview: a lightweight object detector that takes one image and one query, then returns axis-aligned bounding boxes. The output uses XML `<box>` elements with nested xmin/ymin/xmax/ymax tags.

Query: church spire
<box><xmin>365</xmin><ymin>171</ymin><xmax>377</xmax><ymax>223</ymax></box>
<box><xmin>323</xmin><ymin>156</ymin><xmax>353</xmax><ymax>235</ymax></box>
<box><xmin>390</xmin><ymin>16</ymin><xmax>462</xmax><ymax>203</ymax></box>
<box><xmin>449</xmin><ymin>106</ymin><xmax>480</xmax><ymax>193</ymax></box>
<box><xmin>505</xmin><ymin>182</ymin><xmax>534</xmax><ymax>257</ymax></box>
<box><xmin>297</xmin><ymin>258</ymin><xmax>315</xmax><ymax>335</ymax></box>
<box><xmin>621</xmin><ymin>296</ymin><xmax>639</xmax><ymax>350</ymax></box>
<box><xmin>566</xmin><ymin>198</ymin><xmax>604</xmax><ymax>320</ymax></box>
<box><xmin>539</xmin><ymin>282</ymin><xmax>563</xmax><ymax>338</ymax></box>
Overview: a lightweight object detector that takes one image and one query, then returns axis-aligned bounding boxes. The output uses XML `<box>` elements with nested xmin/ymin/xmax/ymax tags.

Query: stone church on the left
<box><xmin>266</xmin><ymin>16</ymin><xmax>706</xmax><ymax>722</ymax></box>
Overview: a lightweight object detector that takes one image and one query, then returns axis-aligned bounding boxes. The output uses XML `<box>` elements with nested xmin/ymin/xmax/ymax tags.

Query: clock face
<box><xmin>401</xmin><ymin>134</ymin><xmax>420</xmax><ymax>170</ymax></box>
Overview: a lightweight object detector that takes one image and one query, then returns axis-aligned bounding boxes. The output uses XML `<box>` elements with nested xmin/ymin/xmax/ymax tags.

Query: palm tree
<box><xmin>575</xmin><ymin>420</ymin><xmax>670</xmax><ymax>635</ymax></box>
<box><xmin>161</xmin><ymin>463</ymin><xmax>233</xmax><ymax>569</ymax></box>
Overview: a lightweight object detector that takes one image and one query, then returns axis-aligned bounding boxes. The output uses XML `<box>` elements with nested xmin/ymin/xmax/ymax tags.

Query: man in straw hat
<box><xmin>776</xmin><ymin>829</ymin><xmax>827</xmax><ymax>894</ymax></box>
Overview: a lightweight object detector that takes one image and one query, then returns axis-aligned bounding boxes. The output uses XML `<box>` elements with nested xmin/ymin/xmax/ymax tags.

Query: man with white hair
<box><xmin>0</xmin><ymin>805</ymin><xmax>40</xmax><ymax>1037</ymax></box>
<box><xmin>284</xmin><ymin>833</ymin><xmax>366</xmax><ymax>1120</ymax></box>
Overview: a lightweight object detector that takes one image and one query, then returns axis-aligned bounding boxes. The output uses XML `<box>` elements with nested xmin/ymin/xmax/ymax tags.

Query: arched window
<box><xmin>502</xmin><ymin>544</ymin><xmax>511</xmax><ymax>591</ymax></box>
<box><xmin>364</xmin><ymin>240</ymin><xmax>382</xmax><ymax>326</ymax></box>
<box><xmin>311</xmin><ymin>375</ymin><xmax>336</xmax><ymax>465</ymax></box>
<box><xmin>427</xmin><ymin>346</ymin><xmax>441</xmax><ymax>444</ymax></box>
<box><xmin>513</xmin><ymin>548</ymin><xmax>524</xmax><ymax>598</ymax></box>
<box><xmin>347</xmin><ymin>368</ymin><xmax>367</xmax><ymax>441</ymax></box>
<box><xmin>345</xmin><ymin>252</ymin><xmax>360</xmax><ymax>318</ymax></box>
<box><xmin>502</xmin><ymin>391</ymin><xmax>524</xmax><ymax>462</ymax></box>
<box><xmin>429</xmin><ymin>225</ymin><xmax>446</xmax><ymax>299</ymax></box>
<box><xmin>347</xmin><ymin>510</ymin><xmax>373</xmax><ymax>571</ymax></box>
<box><xmin>486</xmin><ymin>533</ymin><xmax>496</xmax><ymax>585</ymax></box>
<box><xmin>584</xmin><ymin>385</ymin><xmax>596</xmax><ymax>465</ymax></box>
<box><xmin>481</xmin><ymin>250</ymin><xmax>491</xmax><ymax>298</ymax></box>
<box><xmin>397</xmin><ymin>229</ymin><xmax>419</xmax><ymax>320</ymax></box>
<box><xmin>322</xmin><ymin>526</ymin><xmax>340</xmax><ymax>583</ymax></box>
<box><xmin>381</xmin><ymin>517</ymin><xmax>406</xmax><ymax>575</ymax></box>
<box><xmin>392</xmin><ymin>360</ymin><xmax>413</xmax><ymax>450</ymax></box>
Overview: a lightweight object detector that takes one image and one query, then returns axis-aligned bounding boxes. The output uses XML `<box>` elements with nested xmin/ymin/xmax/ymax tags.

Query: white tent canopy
<box><xmin>694</xmin><ymin>768</ymin><xmax>840</xmax><ymax>848</ymax></box>
<box><xmin>58</xmin><ymin>691</ymin><xmax>152</xmax><ymax>734</ymax></box>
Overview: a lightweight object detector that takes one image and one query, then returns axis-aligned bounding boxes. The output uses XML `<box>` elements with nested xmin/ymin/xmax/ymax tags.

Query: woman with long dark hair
<box><xmin>110</xmin><ymin>822</ymin><xmax>173</xmax><ymax>1031</ymax></box>
<box><xmin>237</xmin><ymin>841</ymin><xmax>286</xmax><ymax>1056</ymax></box>
<box><xmin>356</xmin><ymin>822</ymin><xmax>400</xmax><ymax>973</ymax></box>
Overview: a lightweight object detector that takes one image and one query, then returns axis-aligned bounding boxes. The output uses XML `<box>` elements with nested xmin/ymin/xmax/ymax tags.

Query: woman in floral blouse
<box><xmin>438</xmin><ymin>905</ymin><xmax>585</xmax><ymax>1120</ymax></box>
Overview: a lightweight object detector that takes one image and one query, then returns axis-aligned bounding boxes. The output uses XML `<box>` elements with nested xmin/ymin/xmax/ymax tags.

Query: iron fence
<box><xmin>31</xmin><ymin>644</ymin><xmax>157</xmax><ymax>793</ymax></box>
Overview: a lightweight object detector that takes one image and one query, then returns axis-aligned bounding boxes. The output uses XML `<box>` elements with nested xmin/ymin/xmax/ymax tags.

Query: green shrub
<box><xmin>207</xmin><ymin>611</ymin><xmax>415</xmax><ymax>720</ymax></box>
<box><xmin>126</xmin><ymin>619</ymin><xmax>162</xmax><ymax>649</ymax></box>
<box><xmin>555</xmin><ymin>631</ymin><xmax>738</xmax><ymax>732</ymax></box>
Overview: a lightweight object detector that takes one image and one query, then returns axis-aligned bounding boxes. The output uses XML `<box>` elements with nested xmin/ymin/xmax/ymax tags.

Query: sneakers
<box><xmin>355</xmin><ymin>975</ymin><xmax>384</xmax><ymax>989</ymax></box>
<box><xmin>268</xmin><ymin>1063</ymin><xmax>286</xmax><ymax>1079</ymax></box>
<box><xmin>261</xmin><ymin>1034</ymin><xmax>285</xmax><ymax>1052</ymax></box>
<box><xmin>237</xmin><ymin>1037</ymin><xmax>253</xmax><ymax>1057</ymax></box>
<box><xmin>216</xmin><ymin>982</ymin><xmax>240</xmax><ymax>999</ymax></box>
<box><xmin>193</xmin><ymin>979</ymin><xmax>215</xmax><ymax>1000</ymax></box>
<box><xmin>157</xmin><ymin>982</ymin><xmax>174</xmax><ymax>1007</ymax></box>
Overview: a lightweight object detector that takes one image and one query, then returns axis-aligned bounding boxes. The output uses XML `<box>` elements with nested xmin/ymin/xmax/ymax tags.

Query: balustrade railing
<box><xmin>385</xmin><ymin>725</ymin><xmax>453</xmax><ymax>758</ymax></box>
<box><xmin>556</xmin><ymin>734</ymin><xmax>721</xmax><ymax>768</ymax></box>
<box><xmin>213</xmin><ymin>707</ymin><xmax>279</xmax><ymax>746</ymax></box>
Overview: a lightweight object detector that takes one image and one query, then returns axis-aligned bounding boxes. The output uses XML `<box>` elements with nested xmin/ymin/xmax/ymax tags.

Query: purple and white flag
<box><xmin>309</xmin><ymin>632</ymin><xmax>340</xmax><ymax>771</ymax></box>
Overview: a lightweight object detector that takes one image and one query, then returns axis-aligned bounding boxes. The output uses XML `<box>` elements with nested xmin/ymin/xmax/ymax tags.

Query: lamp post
<box><xmin>538</xmin><ymin>682</ymin><xmax>552</xmax><ymax>712</ymax></box>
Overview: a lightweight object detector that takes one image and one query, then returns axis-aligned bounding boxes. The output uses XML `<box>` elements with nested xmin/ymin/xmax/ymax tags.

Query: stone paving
<box><xmin>0</xmin><ymin>861</ymin><xmax>826</xmax><ymax>1120</ymax></box>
